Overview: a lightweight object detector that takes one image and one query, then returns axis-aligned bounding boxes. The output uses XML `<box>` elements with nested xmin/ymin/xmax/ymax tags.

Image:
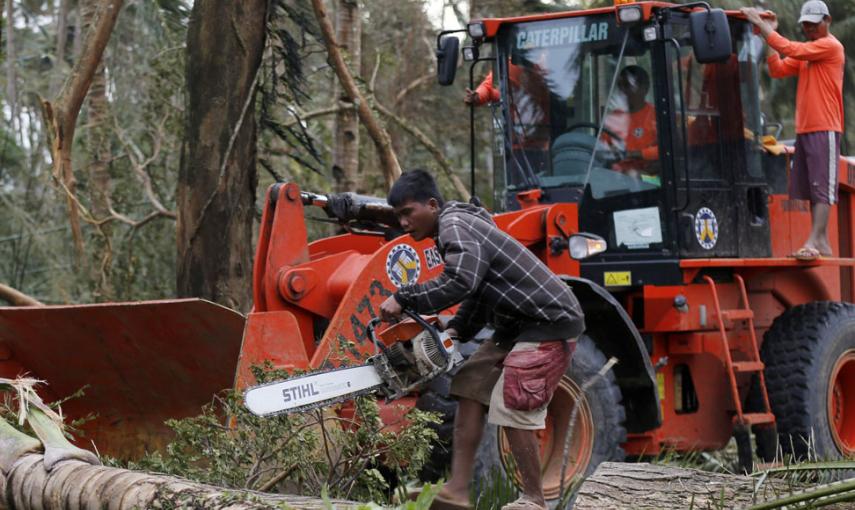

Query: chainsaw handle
<box><xmin>366</xmin><ymin>311</ymin><xmax>449</xmax><ymax>363</ymax></box>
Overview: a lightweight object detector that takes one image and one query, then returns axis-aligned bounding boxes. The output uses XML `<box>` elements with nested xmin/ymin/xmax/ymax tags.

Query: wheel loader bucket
<box><xmin>0</xmin><ymin>299</ymin><xmax>245</xmax><ymax>459</ymax></box>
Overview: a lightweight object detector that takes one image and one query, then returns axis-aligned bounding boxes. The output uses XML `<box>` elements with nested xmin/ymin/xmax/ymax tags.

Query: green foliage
<box><xmin>473</xmin><ymin>465</ymin><xmax>518</xmax><ymax>510</ymax></box>
<box><xmin>128</xmin><ymin>366</ymin><xmax>440</xmax><ymax>505</ymax></box>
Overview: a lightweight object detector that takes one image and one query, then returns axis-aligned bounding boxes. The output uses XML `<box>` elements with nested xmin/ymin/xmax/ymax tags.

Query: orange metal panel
<box><xmin>680</xmin><ymin>257</ymin><xmax>855</xmax><ymax>268</ymax></box>
<box><xmin>308</xmin><ymin>235</ymin><xmax>446</xmax><ymax>369</ymax></box>
<box><xmin>234</xmin><ymin>310</ymin><xmax>309</xmax><ymax>389</ymax></box>
<box><xmin>0</xmin><ymin>299</ymin><xmax>244</xmax><ymax>459</ymax></box>
<box><xmin>479</xmin><ymin>2</ymin><xmax>673</xmax><ymax>39</ymax></box>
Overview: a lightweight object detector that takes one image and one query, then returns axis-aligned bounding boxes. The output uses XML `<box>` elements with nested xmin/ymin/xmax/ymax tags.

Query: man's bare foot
<box><xmin>430</xmin><ymin>487</ymin><xmax>470</xmax><ymax>509</ymax></box>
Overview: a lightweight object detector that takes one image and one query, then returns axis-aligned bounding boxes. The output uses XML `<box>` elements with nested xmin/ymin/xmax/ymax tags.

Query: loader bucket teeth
<box><xmin>0</xmin><ymin>299</ymin><xmax>245</xmax><ymax>460</ymax></box>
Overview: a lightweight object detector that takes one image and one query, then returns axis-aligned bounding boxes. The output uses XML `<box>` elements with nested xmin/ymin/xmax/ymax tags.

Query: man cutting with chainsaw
<box><xmin>380</xmin><ymin>169</ymin><xmax>585</xmax><ymax>510</ymax></box>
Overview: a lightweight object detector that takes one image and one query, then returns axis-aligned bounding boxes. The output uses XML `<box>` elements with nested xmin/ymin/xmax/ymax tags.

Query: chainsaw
<box><xmin>244</xmin><ymin>311</ymin><xmax>463</xmax><ymax>416</ymax></box>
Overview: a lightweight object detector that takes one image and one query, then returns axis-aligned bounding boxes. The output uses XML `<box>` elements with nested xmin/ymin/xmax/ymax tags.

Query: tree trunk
<box><xmin>51</xmin><ymin>0</ymin><xmax>71</xmax><ymax>95</ymax></box>
<box><xmin>5</xmin><ymin>0</ymin><xmax>18</xmax><ymax>138</ymax></box>
<box><xmin>177</xmin><ymin>0</ymin><xmax>265</xmax><ymax>312</ymax></box>
<box><xmin>332</xmin><ymin>0</ymin><xmax>361</xmax><ymax>193</ymax></box>
<box><xmin>82</xmin><ymin>0</ymin><xmax>114</xmax><ymax>301</ymax></box>
<box><xmin>573</xmin><ymin>462</ymin><xmax>802</xmax><ymax>509</ymax></box>
<box><xmin>310</xmin><ymin>0</ymin><xmax>401</xmax><ymax>190</ymax></box>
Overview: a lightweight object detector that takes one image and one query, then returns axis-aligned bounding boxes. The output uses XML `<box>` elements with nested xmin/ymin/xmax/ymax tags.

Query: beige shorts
<box><xmin>449</xmin><ymin>339</ymin><xmax>573</xmax><ymax>430</ymax></box>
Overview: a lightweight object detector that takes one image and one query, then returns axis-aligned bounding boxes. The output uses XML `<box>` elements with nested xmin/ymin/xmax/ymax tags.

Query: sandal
<box><xmin>500</xmin><ymin>497</ymin><xmax>548</xmax><ymax>510</ymax></box>
<box><xmin>792</xmin><ymin>246</ymin><xmax>821</xmax><ymax>261</ymax></box>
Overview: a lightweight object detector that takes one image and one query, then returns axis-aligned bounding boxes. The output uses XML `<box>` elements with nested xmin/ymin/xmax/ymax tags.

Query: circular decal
<box><xmin>386</xmin><ymin>244</ymin><xmax>421</xmax><ymax>288</ymax></box>
<box><xmin>633</xmin><ymin>127</ymin><xmax>644</xmax><ymax>138</ymax></box>
<box><xmin>694</xmin><ymin>207</ymin><xmax>719</xmax><ymax>250</ymax></box>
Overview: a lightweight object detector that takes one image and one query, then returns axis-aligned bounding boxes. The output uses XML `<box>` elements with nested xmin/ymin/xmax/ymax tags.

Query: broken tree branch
<box><xmin>310</xmin><ymin>0</ymin><xmax>401</xmax><ymax>189</ymax></box>
<box><xmin>374</xmin><ymin>101</ymin><xmax>470</xmax><ymax>201</ymax></box>
<box><xmin>40</xmin><ymin>0</ymin><xmax>124</xmax><ymax>260</ymax></box>
<box><xmin>0</xmin><ymin>284</ymin><xmax>44</xmax><ymax>307</ymax></box>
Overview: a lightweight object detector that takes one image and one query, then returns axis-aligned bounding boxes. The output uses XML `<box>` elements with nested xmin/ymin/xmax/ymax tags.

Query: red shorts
<box><xmin>791</xmin><ymin>131</ymin><xmax>841</xmax><ymax>205</ymax></box>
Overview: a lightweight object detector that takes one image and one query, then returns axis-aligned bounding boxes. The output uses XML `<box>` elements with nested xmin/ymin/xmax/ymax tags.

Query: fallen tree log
<box><xmin>0</xmin><ymin>390</ymin><xmax>363</xmax><ymax>510</ymax></box>
<box><xmin>573</xmin><ymin>462</ymin><xmax>844</xmax><ymax>510</ymax></box>
<box><xmin>3</xmin><ymin>454</ymin><xmax>362</xmax><ymax>510</ymax></box>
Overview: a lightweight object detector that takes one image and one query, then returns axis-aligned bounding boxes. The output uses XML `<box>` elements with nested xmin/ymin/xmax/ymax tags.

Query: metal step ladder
<box><xmin>703</xmin><ymin>274</ymin><xmax>776</xmax><ymax>471</ymax></box>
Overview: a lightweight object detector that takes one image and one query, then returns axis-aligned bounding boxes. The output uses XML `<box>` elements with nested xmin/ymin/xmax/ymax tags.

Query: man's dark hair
<box><xmin>387</xmin><ymin>169</ymin><xmax>445</xmax><ymax>207</ymax></box>
<box><xmin>619</xmin><ymin>65</ymin><xmax>650</xmax><ymax>92</ymax></box>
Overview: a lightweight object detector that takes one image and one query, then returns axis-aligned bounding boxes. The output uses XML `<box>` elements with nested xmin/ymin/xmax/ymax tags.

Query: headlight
<box><xmin>468</xmin><ymin>22</ymin><xmax>485</xmax><ymax>39</ymax></box>
<box><xmin>643</xmin><ymin>25</ymin><xmax>658</xmax><ymax>42</ymax></box>
<box><xmin>618</xmin><ymin>5</ymin><xmax>643</xmax><ymax>24</ymax></box>
<box><xmin>462</xmin><ymin>45</ymin><xmax>479</xmax><ymax>62</ymax></box>
<box><xmin>569</xmin><ymin>234</ymin><xmax>607</xmax><ymax>260</ymax></box>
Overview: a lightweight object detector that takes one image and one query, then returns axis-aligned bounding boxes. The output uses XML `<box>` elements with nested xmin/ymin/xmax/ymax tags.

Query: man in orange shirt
<box><xmin>603</xmin><ymin>65</ymin><xmax>660</xmax><ymax>184</ymax></box>
<box><xmin>743</xmin><ymin>1</ymin><xmax>845</xmax><ymax>260</ymax></box>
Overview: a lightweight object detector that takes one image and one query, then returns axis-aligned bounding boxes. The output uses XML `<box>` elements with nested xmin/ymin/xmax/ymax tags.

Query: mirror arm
<box><xmin>436</xmin><ymin>29</ymin><xmax>467</xmax><ymax>51</ymax></box>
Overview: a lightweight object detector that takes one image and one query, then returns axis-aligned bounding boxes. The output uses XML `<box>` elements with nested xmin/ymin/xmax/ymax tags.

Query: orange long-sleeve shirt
<box><xmin>766</xmin><ymin>31</ymin><xmax>844</xmax><ymax>134</ymax></box>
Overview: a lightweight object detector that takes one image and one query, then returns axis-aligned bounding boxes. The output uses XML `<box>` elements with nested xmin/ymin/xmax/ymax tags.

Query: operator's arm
<box><xmin>394</xmin><ymin>218</ymin><xmax>490</xmax><ymax>314</ymax></box>
<box><xmin>465</xmin><ymin>71</ymin><xmax>500</xmax><ymax>106</ymax></box>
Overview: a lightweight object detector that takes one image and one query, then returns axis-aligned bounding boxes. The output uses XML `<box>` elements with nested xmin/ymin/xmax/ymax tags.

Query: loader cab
<box><xmin>459</xmin><ymin>6</ymin><xmax>774</xmax><ymax>285</ymax></box>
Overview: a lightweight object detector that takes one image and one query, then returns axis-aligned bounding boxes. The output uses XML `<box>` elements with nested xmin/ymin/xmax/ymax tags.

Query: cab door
<box><xmin>666</xmin><ymin>19</ymin><xmax>740</xmax><ymax>259</ymax></box>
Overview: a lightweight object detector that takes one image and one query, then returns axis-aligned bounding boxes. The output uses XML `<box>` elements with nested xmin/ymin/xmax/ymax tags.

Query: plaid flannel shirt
<box><xmin>394</xmin><ymin>202</ymin><xmax>584</xmax><ymax>343</ymax></box>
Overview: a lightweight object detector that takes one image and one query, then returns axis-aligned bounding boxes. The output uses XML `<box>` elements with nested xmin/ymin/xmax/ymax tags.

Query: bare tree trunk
<box><xmin>177</xmin><ymin>1</ymin><xmax>265</xmax><ymax>312</ymax></box>
<box><xmin>51</xmin><ymin>0</ymin><xmax>71</xmax><ymax>95</ymax></box>
<box><xmin>40</xmin><ymin>0</ymin><xmax>124</xmax><ymax>261</ymax></box>
<box><xmin>82</xmin><ymin>0</ymin><xmax>114</xmax><ymax>301</ymax></box>
<box><xmin>5</xmin><ymin>0</ymin><xmax>18</xmax><ymax>137</ymax></box>
<box><xmin>311</xmin><ymin>0</ymin><xmax>401</xmax><ymax>190</ymax></box>
<box><xmin>332</xmin><ymin>0</ymin><xmax>361</xmax><ymax>193</ymax></box>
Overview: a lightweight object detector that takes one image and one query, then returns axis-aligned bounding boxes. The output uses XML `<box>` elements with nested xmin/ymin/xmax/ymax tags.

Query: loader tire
<box><xmin>761</xmin><ymin>302</ymin><xmax>855</xmax><ymax>462</ymax></box>
<box><xmin>473</xmin><ymin>335</ymin><xmax>626</xmax><ymax>502</ymax></box>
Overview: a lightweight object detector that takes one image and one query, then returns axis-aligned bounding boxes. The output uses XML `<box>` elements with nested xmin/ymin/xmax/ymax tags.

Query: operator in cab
<box><xmin>602</xmin><ymin>65</ymin><xmax>660</xmax><ymax>186</ymax></box>
<box><xmin>379</xmin><ymin>169</ymin><xmax>585</xmax><ymax>510</ymax></box>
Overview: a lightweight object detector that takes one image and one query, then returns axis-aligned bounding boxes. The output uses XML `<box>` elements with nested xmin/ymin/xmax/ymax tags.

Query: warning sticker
<box><xmin>604</xmin><ymin>271</ymin><xmax>631</xmax><ymax>287</ymax></box>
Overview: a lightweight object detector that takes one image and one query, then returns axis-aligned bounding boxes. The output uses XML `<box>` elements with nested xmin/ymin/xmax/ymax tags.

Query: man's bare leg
<box><xmin>436</xmin><ymin>398</ymin><xmax>487</xmax><ymax>505</ymax></box>
<box><xmin>803</xmin><ymin>203</ymin><xmax>832</xmax><ymax>256</ymax></box>
<box><xmin>505</xmin><ymin>427</ymin><xmax>546</xmax><ymax>507</ymax></box>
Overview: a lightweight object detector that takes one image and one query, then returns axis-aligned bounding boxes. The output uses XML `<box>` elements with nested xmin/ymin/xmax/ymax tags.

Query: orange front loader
<box><xmin>1</xmin><ymin>1</ymin><xmax>854</xmax><ymax>504</ymax></box>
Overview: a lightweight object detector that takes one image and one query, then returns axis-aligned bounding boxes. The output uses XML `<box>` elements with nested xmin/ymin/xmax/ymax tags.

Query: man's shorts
<box><xmin>791</xmin><ymin>131</ymin><xmax>841</xmax><ymax>205</ymax></box>
<box><xmin>449</xmin><ymin>339</ymin><xmax>575</xmax><ymax>430</ymax></box>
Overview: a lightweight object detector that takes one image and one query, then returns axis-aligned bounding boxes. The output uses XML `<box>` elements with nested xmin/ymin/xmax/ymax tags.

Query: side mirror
<box><xmin>689</xmin><ymin>8</ymin><xmax>732</xmax><ymax>63</ymax></box>
<box><xmin>437</xmin><ymin>36</ymin><xmax>460</xmax><ymax>86</ymax></box>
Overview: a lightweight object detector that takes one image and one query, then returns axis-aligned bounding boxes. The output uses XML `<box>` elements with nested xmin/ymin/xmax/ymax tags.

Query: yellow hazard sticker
<box><xmin>604</xmin><ymin>271</ymin><xmax>631</xmax><ymax>286</ymax></box>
